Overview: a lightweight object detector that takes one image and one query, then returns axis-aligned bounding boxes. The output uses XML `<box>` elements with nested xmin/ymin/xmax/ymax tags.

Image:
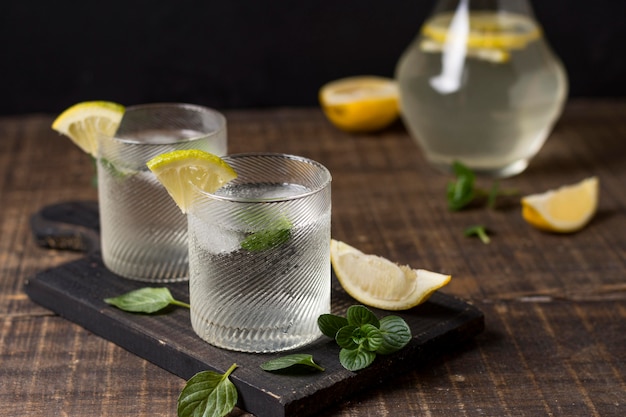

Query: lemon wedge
<box><xmin>521</xmin><ymin>177</ymin><xmax>599</xmax><ymax>233</ymax></box>
<box><xmin>146</xmin><ymin>150</ymin><xmax>238</xmax><ymax>213</ymax></box>
<box><xmin>330</xmin><ymin>239</ymin><xmax>451</xmax><ymax>310</ymax></box>
<box><xmin>319</xmin><ymin>76</ymin><xmax>400</xmax><ymax>133</ymax></box>
<box><xmin>51</xmin><ymin>101</ymin><xmax>125</xmax><ymax>156</ymax></box>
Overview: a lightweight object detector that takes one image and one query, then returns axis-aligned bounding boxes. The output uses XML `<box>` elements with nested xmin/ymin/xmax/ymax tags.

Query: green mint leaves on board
<box><xmin>318</xmin><ymin>305</ymin><xmax>412</xmax><ymax>371</ymax></box>
<box><xmin>464</xmin><ymin>225</ymin><xmax>491</xmax><ymax>244</ymax></box>
<box><xmin>177</xmin><ymin>364</ymin><xmax>238</xmax><ymax>417</ymax></box>
<box><xmin>260</xmin><ymin>354</ymin><xmax>324</xmax><ymax>373</ymax></box>
<box><xmin>104</xmin><ymin>287</ymin><xmax>190</xmax><ymax>313</ymax></box>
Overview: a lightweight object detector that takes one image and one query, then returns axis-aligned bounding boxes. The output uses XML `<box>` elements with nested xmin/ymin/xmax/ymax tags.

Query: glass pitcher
<box><xmin>395</xmin><ymin>0</ymin><xmax>568</xmax><ymax>177</ymax></box>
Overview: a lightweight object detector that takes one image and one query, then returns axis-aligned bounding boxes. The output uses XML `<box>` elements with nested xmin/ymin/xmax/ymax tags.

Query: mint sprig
<box><xmin>447</xmin><ymin>161</ymin><xmax>519</xmax><ymax>211</ymax></box>
<box><xmin>318</xmin><ymin>305</ymin><xmax>412</xmax><ymax>371</ymax></box>
<box><xmin>104</xmin><ymin>287</ymin><xmax>190</xmax><ymax>313</ymax></box>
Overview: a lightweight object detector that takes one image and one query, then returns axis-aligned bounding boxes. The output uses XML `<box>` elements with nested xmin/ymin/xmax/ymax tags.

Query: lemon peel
<box><xmin>330</xmin><ymin>239</ymin><xmax>451</xmax><ymax>310</ymax></box>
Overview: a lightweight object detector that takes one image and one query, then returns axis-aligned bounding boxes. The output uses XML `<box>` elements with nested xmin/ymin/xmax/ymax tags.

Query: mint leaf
<box><xmin>335</xmin><ymin>325</ymin><xmax>359</xmax><ymax>350</ymax></box>
<box><xmin>177</xmin><ymin>364</ymin><xmax>238</xmax><ymax>417</ymax></box>
<box><xmin>104</xmin><ymin>287</ymin><xmax>189</xmax><ymax>313</ymax></box>
<box><xmin>487</xmin><ymin>180</ymin><xmax>500</xmax><ymax>209</ymax></box>
<box><xmin>447</xmin><ymin>161</ymin><xmax>476</xmax><ymax>211</ymax></box>
<box><xmin>346</xmin><ymin>305</ymin><xmax>380</xmax><ymax>327</ymax></box>
<box><xmin>377</xmin><ymin>316</ymin><xmax>412</xmax><ymax>355</ymax></box>
<box><xmin>317</xmin><ymin>314</ymin><xmax>349</xmax><ymax>338</ymax></box>
<box><xmin>241</xmin><ymin>227</ymin><xmax>291</xmax><ymax>251</ymax></box>
<box><xmin>464</xmin><ymin>225</ymin><xmax>491</xmax><ymax>244</ymax></box>
<box><xmin>339</xmin><ymin>346</ymin><xmax>376</xmax><ymax>371</ymax></box>
<box><xmin>99</xmin><ymin>157</ymin><xmax>136</xmax><ymax>179</ymax></box>
<box><xmin>240</xmin><ymin>217</ymin><xmax>292</xmax><ymax>252</ymax></box>
<box><xmin>358</xmin><ymin>324</ymin><xmax>384</xmax><ymax>352</ymax></box>
<box><xmin>260</xmin><ymin>354</ymin><xmax>324</xmax><ymax>372</ymax></box>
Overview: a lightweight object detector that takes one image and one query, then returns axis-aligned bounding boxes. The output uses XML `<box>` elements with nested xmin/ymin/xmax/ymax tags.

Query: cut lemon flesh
<box><xmin>521</xmin><ymin>177</ymin><xmax>599</xmax><ymax>233</ymax></box>
<box><xmin>319</xmin><ymin>76</ymin><xmax>400</xmax><ymax>133</ymax></box>
<box><xmin>420</xmin><ymin>11</ymin><xmax>542</xmax><ymax>63</ymax></box>
<box><xmin>52</xmin><ymin>101</ymin><xmax>125</xmax><ymax>156</ymax></box>
<box><xmin>147</xmin><ymin>150</ymin><xmax>238</xmax><ymax>213</ymax></box>
<box><xmin>330</xmin><ymin>239</ymin><xmax>451</xmax><ymax>310</ymax></box>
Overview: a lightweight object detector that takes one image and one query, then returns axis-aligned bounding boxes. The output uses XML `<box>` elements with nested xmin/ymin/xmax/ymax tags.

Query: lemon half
<box><xmin>147</xmin><ymin>150</ymin><xmax>238</xmax><ymax>213</ymax></box>
<box><xmin>521</xmin><ymin>177</ymin><xmax>599</xmax><ymax>233</ymax></box>
<box><xmin>52</xmin><ymin>101</ymin><xmax>125</xmax><ymax>156</ymax></box>
<box><xmin>330</xmin><ymin>239</ymin><xmax>451</xmax><ymax>310</ymax></box>
<box><xmin>319</xmin><ymin>76</ymin><xmax>400</xmax><ymax>133</ymax></box>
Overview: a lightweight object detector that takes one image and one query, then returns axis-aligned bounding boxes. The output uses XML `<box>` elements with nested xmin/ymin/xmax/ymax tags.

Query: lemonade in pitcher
<box><xmin>396</xmin><ymin>1</ymin><xmax>568</xmax><ymax>177</ymax></box>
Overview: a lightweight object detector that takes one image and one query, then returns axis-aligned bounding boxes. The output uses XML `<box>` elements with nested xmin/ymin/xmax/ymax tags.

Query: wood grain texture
<box><xmin>2</xmin><ymin>100</ymin><xmax>626</xmax><ymax>416</ymax></box>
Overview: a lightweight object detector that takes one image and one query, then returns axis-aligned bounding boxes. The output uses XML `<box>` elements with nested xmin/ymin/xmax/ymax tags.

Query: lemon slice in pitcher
<box><xmin>147</xmin><ymin>150</ymin><xmax>238</xmax><ymax>213</ymax></box>
<box><xmin>521</xmin><ymin>177</ymin><xmax>599</xmax><ymax>233</ymax></box>
<box><xmin>420</xmin><ymin>11</ymin><xmax>542</xmax><ymax>63</ymax></box>
<box><xmin>52</xmin><ymin>101</ymin><xmax>125</xmax><ymax>156</ymax></box>
<box><xmin>319</xmin><ymin>76</ymin><xmax>400</xmax><ymax>133</ymax></box>
<box><xmin>330</xmin><ymin>239</ymin><xmax>451</xmax><ymax>310</ymax></box>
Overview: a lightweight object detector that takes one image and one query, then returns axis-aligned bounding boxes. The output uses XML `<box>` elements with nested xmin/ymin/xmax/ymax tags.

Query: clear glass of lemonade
<box><xmin>97</xmin><ymin>103</ymin><xmax>227</xmax><ymax>282</ymax></box>
<box><xmin>187</xmin><ymin>153</ymin><xmax>332</xmax><ymax>353</ymax></box>
<box><xmin>395</xmin><ymin>0</ymin><xmax>568</xmax><ymax>177</ymax></box>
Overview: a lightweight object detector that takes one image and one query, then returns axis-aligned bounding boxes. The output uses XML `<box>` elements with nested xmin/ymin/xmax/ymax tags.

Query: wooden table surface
<box><xmin>1</xmin><ymin>100</ymin><xmax>625</xmax><ymax>416</ymax></box>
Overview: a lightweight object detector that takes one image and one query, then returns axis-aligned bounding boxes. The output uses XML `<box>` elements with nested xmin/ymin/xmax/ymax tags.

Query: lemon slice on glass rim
<box><xmin>330</xmin><ymin>239</ymin><xmax>451</xmax><ymax>310</ymax></box>
<box><xmin>319</xmin><ymin>76</ymin><xmax>400</xmax><ymax>133</ymax></box>
<box><xmin>521</xmin><ymin>177</ymin><xmax>599</xmax><ymax>233</ymax></box>
<box><xmin>51</xmin><ymin>101</ymin><xmax>125</xmax><ymax>156</ymax></box>
<box><xmin>146</xmin><ymin>149</ymin><xmax>238</xmax><ymax>213</ymax></box>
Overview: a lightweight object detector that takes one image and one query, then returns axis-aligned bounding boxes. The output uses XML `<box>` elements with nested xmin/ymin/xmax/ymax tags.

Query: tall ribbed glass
<box><xmin>97</xmin><ymin>103</ymin><xmax>227</xmax><ymax>282</ymax></box>
<box><xmin>188</xmin><ymin>153</ymin><xmax>332</xmax><ymax>353</ymax></box>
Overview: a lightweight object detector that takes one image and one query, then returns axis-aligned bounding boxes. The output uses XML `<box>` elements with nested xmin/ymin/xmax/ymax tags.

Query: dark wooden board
<box><xmin>25</xmin><ymin>202</ymin><xmax>484</xmax><ymax>417</ymax></box>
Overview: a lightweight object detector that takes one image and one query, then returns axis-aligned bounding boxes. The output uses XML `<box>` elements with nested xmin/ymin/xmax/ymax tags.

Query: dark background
<box><xmin>2</xmin><ymin>0</ymin><xmax>625</xmax><ymax>115</ymax></box>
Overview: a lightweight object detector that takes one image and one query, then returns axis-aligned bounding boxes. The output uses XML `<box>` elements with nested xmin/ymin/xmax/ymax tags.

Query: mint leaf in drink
<box><xmin>241</xmin><ymin>227</ymin><xmax>291</xmax><ymax>252</ymax></box>
<box><xmin>260</xmin><ymin>354</ymin><xmax>324</xmax><ymax>373</ymax></box>
<box><xmin>318</xmin><ymin>305</ymin><xmax>412</xmax><ymax>371</ymax></box>
<box><xmin>377</xmin><ymin>316</ymin><xmax>412</xmax><ymax>355</ymax></box>
<box><xmin>99</xmin><ymin>157</ymin><xmax>136</xmax><ymax>179</ymax></box>
<box><xmin>104</xmin><ymin>287</ymin><xmax>190</xmax><ymax>313</ymax></box>
<box><xmin>317</xmin><ymin>313</ymin><xmax>349</xmax><ymax>338</ymax></box>
<box><xmin>464</xmin><ymin>225</ymin><xmax>491</xmax><ymax>244</ymax></box>
<box><xmin>339</xmin><ymin>346</ymin><xmax>376</xmax><ymax>371</ymax></box>
<box><xmin>241</xmin><ymin>217</ymin><xmax>292</xmax><ymax>252</ymax></box>
<box><xmin>177</xmin><ymin>364</ymin><xmax>238</xmax><ymax>417</ymax></box>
